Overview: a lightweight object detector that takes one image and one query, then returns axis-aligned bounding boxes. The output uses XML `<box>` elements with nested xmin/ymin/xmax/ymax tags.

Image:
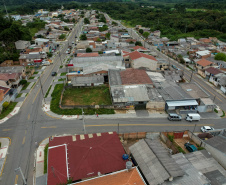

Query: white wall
<box><xmin>132</xmin><ymin>57</ymin><xmax>157</xmax><ymax>71</ymax></box>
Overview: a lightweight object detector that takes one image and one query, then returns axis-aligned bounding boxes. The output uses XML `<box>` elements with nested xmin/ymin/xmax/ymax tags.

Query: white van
<box><xmin>42</xmin><ymin>61</ymin><xmax>50</xmax><ymax>66</ymax></box>
<box><xmin>185</xmin><ymin>113</ymin><xmax>201</xmax><ymax>122</ymax></box>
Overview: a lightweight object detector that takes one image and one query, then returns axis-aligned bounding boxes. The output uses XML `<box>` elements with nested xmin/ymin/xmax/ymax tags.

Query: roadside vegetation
<box><xmin>0</xmin><ymin>102</ymin><xmax>17</xmax><ymax>119</ymax></box>
<box><xmin>45</xmin><ymin>85</ymin><xmax>52</xmax><ymax>98</ymax></box>
<box><xmin>44</xmin><ymin>143</ymin><xmax>49</xmax><ymax>174</ymax></box>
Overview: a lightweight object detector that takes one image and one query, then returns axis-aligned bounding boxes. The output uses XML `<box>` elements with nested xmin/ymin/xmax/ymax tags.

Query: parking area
<box><xmin>174</xmin><ymin>137</ymin><xmax>197</xmax><ymax>153</ymax></box>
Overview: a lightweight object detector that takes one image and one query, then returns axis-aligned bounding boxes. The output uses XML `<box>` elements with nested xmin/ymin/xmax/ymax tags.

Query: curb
<box><xmin>0</xmin><ymin>137</ymin><xmax>11</xmax><ymax>177</ymax></box>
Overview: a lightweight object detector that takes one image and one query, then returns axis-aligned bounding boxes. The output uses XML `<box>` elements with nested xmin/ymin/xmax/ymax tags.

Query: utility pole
<box><xmin>39</xmin><ymin>75</ymin><xmax>46</xmax><ymax>104</ymax></box>
<box><xmin>15</xmin><ymin>167</ymin><xmax>27</xmax><ymax>185</ymax></box>
<box><xmin>213</xmin><ymin>95</ymin><xmax>216</xmax><ymax>103</ymax></box>
<box><xmin>190</xmin><ymin>123</ymin><xmax>197</xmax><ymax>142</ymax></box>
<box><xmin>189</xmin><ymin>69</ymin><xmax>194</xmax><ymax>82</ymax></box>
<box><xmin>3</xmin><ymin>0</ymin><xmax>9</xmax><ymax>19</ymax></box>
<box><xmin>82</xmin><ymin>108</ymin><xmax>86</xmax><ymax>134</ymax></box>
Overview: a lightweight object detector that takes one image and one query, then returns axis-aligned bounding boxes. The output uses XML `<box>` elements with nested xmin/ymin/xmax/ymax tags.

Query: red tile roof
<box><xmin>74</xmin><ymin>168</ymin><xmax>146</xmax><ymax>185</ymax></box>
<box><xmin>0</xmin><ymin>73</ymin><xmax>19</xmax><ymax>81</ymax></box>
<box><xmin>124</xmin><ymin>51</ymin><xmax>157</xmax><ymax>61</ymax></box>
<box><xmin>205</xmin><ymin>67</ymin><xmax>223</xmax><ymax>75</ymax></box>
<box><xmin>0</xmin><ymin>86</ymin><xmax>10</xmax><ymax>95</ymax></box>
<box><xmin>120</xmin><ymin>69</ymin><xmax>153</xmax><ymax>85</ymax></box>
<box><xmin>77</xmin><ymin>53</ymin><xmax>99</xmax><ymax>57</ymax></box>
<box><xmin>47</xmin><ymin>145</ymin><xmax>68</xmax><ymax>185</ymax></box>
<box><xmin>133</xmin><ymin>46</ymin><xmax>147</xmax><ymax>51</ymax></box>
<box><xmin>196</xmin><ymin>58</ymin><xmax>213</xmax><ymax>67</ymax></box>
<box><xmin>48</xmin><ymin>132</ymin><xmax>126</xmax><ymax>184</ymax></box>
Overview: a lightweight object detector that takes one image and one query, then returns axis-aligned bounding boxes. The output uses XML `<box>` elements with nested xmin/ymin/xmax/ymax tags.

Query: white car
<box><xmin>201</xmin><ymin>126</ymin><xmax>214</xmax><ymax>132</ymax></box>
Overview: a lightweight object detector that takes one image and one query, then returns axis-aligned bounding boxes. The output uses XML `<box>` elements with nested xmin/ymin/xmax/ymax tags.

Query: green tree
<box><xmin>143</xmin><ymin>32</ymin><xmax>150</xmax><ymax>39</ymax></box>
<box><xmin>99</xmin><ymin>25</ymin><xmax>108</xmax><ymax>32</ymax></box>
<box><xmin>96</xmin><ymin>38</ymin><xmax>101</xmax><ymax>42</ymax></box>
<box><xmin>139</xmin><ymin>29</ymin><xmax>144</xmax><ymax>34</ymax></box>
<box><xmin>59</xmin><ymin>34</ymin><xmax>66</xmax><ymax>40</ymax></box>
<box><xmin>84</xmin><ymin>18</ymin><xmax>90</xmax><ymax>24</ymax></box>
<box><xmin>215</xmin><ymin>53</ymin><xmax>226</xmax><ymax>61</ymax></box>
<box><xmin>105</xmin><ymin>32</ymin><xmax>110</xmax><ymax>39</ymax></box>
<box><xmin>64</xmin><ymin>26</ymin><xmax>69</xmax><ymax>31</ymax></box>
<box><xmin>47</xmin><ymin>52</ymin><xmax>53</xmax><ymax>58</ymax></box>
<box><xmin>135</xmin><ymin>41</ymin><xmax>142</xmax><ymax>46</ymax></box>
<box><xmin>2</xmin><ymin>102</ymin><xmax>9</xmax><ymax>110</ymax></box>
<box><xmin>20</xmin><ymin>79</ymin><xmax>27</xmax><ymax>85</ymax></box>
<box><xmin>80</xmin><ymin>34</ymin><xmax>87</xmax><ymax>40</ymax></box>
<box><xmin>86</xmin><ymin>48</ymin><xmax>92</xmax><ymax>53</ymax></box>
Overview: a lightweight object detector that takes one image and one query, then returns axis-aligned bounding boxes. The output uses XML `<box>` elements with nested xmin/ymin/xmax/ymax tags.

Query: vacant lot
<box><xmin>62</xmin><ymin>86</ymin><xmax>112</xmax><ymax>106</ymax></box>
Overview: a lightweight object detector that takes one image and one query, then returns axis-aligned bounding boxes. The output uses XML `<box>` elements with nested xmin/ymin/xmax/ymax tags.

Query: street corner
<box><xmin>0</xmin><ymin>137</ymin><xmax>10</xmax><ymax>177</ymax></box>
<box><xmin>42</xmin><ymin>104</ymin><xmax>50</xmax><ymax>112</ymax></box>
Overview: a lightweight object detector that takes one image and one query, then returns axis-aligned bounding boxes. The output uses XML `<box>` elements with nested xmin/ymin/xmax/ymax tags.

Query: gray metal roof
<box><xmin>185</xmin><ymin>150</ymin><xmax>226</xmax><ymax>184</ymax></box>
<box><xmin>108</xmin><ymin>69</ymin><xmax>122</xmax><ymax>86</ymax></box>
<box><xmin>129</xmin><ymin>139</ymin><xmax>170</xmax><ymax>185</ymax></box>
<box><xmin>205</xmin><ymin>135</ymin><xmax>226</xmax><ymax>153</ymax></box>
<box><xmin>145</xmin><ymin>139</ymin><xmax>184</xmax><ymax>178</ymax></box>
<box><xmin>72</xmin><ymin>56</ymin><xmax>123</xmax><ymax>63</ymax></box>
<box><xmin>163</xmin><ymin>153</ymin><xmax>211</xmax><ymax>185</ymax></box>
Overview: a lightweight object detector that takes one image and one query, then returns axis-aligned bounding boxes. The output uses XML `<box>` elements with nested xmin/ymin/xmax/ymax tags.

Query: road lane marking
<box><xmin>27</xmin><ymin>114</ymin><xmax>30</xmax><ymax>120</ymax></box>
<box><xmin>44</xmin><ymin>111</ymin><xmax>61</xmax><ymax>119</ymax></box>
<box><xmin>14</xmin><ymin>175</ymin><xmax>18</xmax><ymax>185</ymax></box>
<box><xmin>32</xmin><ymin>88</ymin><xmax>41</xmax><ymax>104</ymax></box>
<box><xmin>2</xmin><ymin>129</ymin><xmax>11</xmax><ymax>131</ymax></box>
<box><xmin>85</xmin><ymin>123</ymin><xmax>214</xmax><ymax>127</ymax></box>
<box><xmin>41</xmin><ymin>126</ymin><xmax>57</xmax><ymax>128</ymax></box>
<box><xmin>22</xmin><ymin>136</ymin><xmax>26</xmax><ymax>145</ymax></box>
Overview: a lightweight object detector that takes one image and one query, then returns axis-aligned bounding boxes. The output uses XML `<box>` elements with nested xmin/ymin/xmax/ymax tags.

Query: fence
<box><xmin>160</xmin><ymin>132</ymin><xmax>180</xmax><ymax>154</ymax></box>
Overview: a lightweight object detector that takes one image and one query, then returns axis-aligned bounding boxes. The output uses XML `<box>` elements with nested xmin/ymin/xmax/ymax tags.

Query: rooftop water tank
<box><xmin>122</xmin><ymin>154</ymin><xmax>129</xmax><ymax>160</ymax></box>
<box><xmin>126</xmin><ymin>161</ymin><xmax>132</xmax><ymax>170</ymax></box>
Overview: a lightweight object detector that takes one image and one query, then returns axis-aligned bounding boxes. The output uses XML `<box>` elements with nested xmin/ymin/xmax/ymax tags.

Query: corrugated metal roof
<box><xmin>205</xmin><ymin>135</ymin><xmax>226</xmax><ymax>153</ymax></box>
<box><xmin>145</xmin><ymin>139</ymin><xmax>184</xmax><ymax>178</ymax></box>
<box><xmin>48</xmin><ymin>132</ymin><xmax>126</xmax><ymax>184</ymax></box>
<box><xmin>129</xmin><ymin>139</ymin><xmax>170</xmax><ymax>185</ymax></box>
<box><xmin>166</xmin><ymin>100</ymin><xmax>198</xmax><ymax>107</ymax></box>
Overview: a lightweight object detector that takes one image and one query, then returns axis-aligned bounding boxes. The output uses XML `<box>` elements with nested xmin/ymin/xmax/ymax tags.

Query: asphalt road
<box><xmin>0</xmin><ymin>12</ymin><xmax>225</xmax><ymax>185</ymax></box>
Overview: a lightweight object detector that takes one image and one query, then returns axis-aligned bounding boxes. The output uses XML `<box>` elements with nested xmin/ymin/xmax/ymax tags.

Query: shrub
<box><xmin>20</xmin><ymin>79</ymin><xmax>27</xmax><ymax>85</ymax></box>
<box><xmin>177</xmin><ymin>146</ymin><xmax>186</xmax><ymax>154</ymax></box>
<box><xmin>86</xmin><ymin>48</ymin><xmax>92</xmax><ymax>53</ymax></box>
<box><xmin>167</xmin><ymin>134</ymin><xmax>174</xmax><ymax>142</ymax></box>
<box><xmin>59</xmin><ymin>34</ymin><xmax>66</xmax><ymax>40</ymax></box>
<box><xmin>214</xmin><ymin>109</ymin><xmax>218</xmax><ymax>113</ymax></box>
<box><xmin>44</xmin><ymin>143</ymin><xmax>49</xmax><ymax>174</ymax></box>
<box><xmin>198</xmin><ymin>147</ymin><xmax>205</xmax><ymax>150</ymax></box>
<box><xmin>2</xmin><ymin>102</ymin><xmax>9</xmax><ymax>109</ymax></box>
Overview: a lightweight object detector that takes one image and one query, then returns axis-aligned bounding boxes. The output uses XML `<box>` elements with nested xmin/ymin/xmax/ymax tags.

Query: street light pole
<box><xmin>39</xmin><ymin>75</ymin><xmax>46</xmax><ymax>104</ymax></box>
<box><xmin>82</xmin><ymin>108</ymin><xmax>86</xmax><ymax>134</ymax></box>
<box><xmin>15</xmin><ymin>167</ymin><xmax>27</xmax><ymax>185</ymax></box>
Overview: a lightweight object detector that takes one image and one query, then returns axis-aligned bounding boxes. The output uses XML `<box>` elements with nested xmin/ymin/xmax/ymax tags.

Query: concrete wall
<box><xmin>220</xmin><ymin>86</ymin><xmax>226</xmax><ymax>94</ymax></box>
<box><xmin>132</xmin><ymin>57</ymin><xmax>157</xmax><ymax>71</ymax></box>
<box><xmin>146</xmin><ymin>101</ymin><xmax>165</xmax><ymax>110</ymax></box>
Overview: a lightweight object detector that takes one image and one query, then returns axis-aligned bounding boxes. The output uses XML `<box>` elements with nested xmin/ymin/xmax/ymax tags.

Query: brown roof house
<box><xmin>205</xmin><ymin>67</ymin><xmax>223</xmax><ymax>86</ymax></box>
<box><xmin>196</xmin><ymin>58</ymin><xmax>214</xmax><ymax>78</ymax></box>
<box><xmin>0</xmin><ymin>73</ymin><xmax>21</xmax><ymax>88</ymax></box>
<box><xmin>108</xmin><ymin>69</ymin><xmax>165</xmax><ymax>109</ymax></box>
<box><xmin>123</xmin><ymin>51</ymin><xmax>158</xmax><ymax>71</ymax></box>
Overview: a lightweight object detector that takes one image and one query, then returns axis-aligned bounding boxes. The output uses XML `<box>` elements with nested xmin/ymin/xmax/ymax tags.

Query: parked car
<box><xmin>201</xmin><ymin>126</ymin><xmax>214</xmax><ymax>132</ymax></box>
<box><xmin>168</xmin><ymin>113</ymin><xmax>182</xmax><ymax>121</ymax></box>
<box><xmin>184</xmin><ymin>143</ymin><xmax>197</xmax><ymax>152</ymax></box>
<box><xmin>51</xmin><ymin>72</ymin><xmax>57</xmax><ymax>76</ymax></box>
<box><xmin>171</xmin><ymin>65</ymin><xmax>178</xmax><ymax>70</ymax></box>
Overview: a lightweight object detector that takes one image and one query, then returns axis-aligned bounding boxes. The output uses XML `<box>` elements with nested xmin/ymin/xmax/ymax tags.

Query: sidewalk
<box><xmin>0</xmin><ymin>138</ymin><xmax>10</xmax><ymax>177</ymax></box>
<box><xmin>34</xmin><ymin>138</ymin><xmax>49</xmax><ymax>185</ymax></box>
<box><xmin>42</xmin><ymin>102</ymin><xmax>169</xmax><ymax>120</ymax></box>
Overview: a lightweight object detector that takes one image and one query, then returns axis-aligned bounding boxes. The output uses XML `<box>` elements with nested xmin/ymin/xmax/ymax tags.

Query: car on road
<box><xmin>184</xmin><ymin>142</ymin><xmax>197</xmax><ymax>152</ymax></box>
<box><xmin>168</xmin><ymin>113</ymin><xmax>182</xmax><ymax>121</ymax></box>
<box><xmin>171</xmin><ymin>65</ymin><xmax>179</xmax><ymax>70</ymax></box>
<box><xmin>201</xmin><ymin>126</ymin><xmax>214</xmax><ymax>132</ymax></box>
<box><xmin>51</xmin><ymin>72</ymin><xmax>57</xmax><ymax>76</ymax></box>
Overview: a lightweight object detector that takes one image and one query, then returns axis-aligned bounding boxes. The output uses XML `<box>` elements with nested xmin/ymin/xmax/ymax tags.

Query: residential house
<box><xmin>195</xmin><ymin>50</ymin><xmax>211</xmax><ymax>59</ymax></box>
<box><xmin>205</xmin><ymin>67</ymin><xmax>223</xmax><ymax>85</ymax></box>
<box><xmin>0</xmin><ymin>73</ymin><xmax>21</xmax><ymax>87</ymax></box>
<box><xmin>108</xmin><ymin>69</ymin><xmax>164</xmax><ymax>109</ymax></box>
<box><xmin>15</xmin><ymin>40</ymin><xmax>31</xmax><ymax>50</ymax></box>
<box><xmin>0</xmin><ymin>85</ymin><xmax>10</xmax><ymax>102</ymax></box>
<box><xmin>123</xmin><ymin>51</ymin><xmax>158</xmax><ymax>71</ymax></box>
<box><xmin>132</xmin><ymin>46</ymin><xmax>149</xmax><ymax>52</ymax></box>
<box><xmin>71</xmin><ymin>76</ymin><xmax>105</xmax><ymax>87</ymax></box>
<box><xmin>35</xmin><ymin>38</ymin><xmax>49</xmax><ymax>46</ymax></box>
<box><xmin>206</xmin><ymin>57</ymin><xmax>226</xmax><ymax>69</ymax></box>
<box><xmin>196</xmin><ymin>58</ymin><xmax>214</xmax><ymax>77</ymax></box>
<box><xmin>47</xmin><ymin>132</ymin><xmax>127</xmax><ymax>185</ymax></box>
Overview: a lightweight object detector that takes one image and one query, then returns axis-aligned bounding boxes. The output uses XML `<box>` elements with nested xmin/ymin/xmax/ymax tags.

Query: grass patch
<box><xmin>58</xmin><ymin>78</ymin><xmax>64</xmax><ymax>82</ymax></box>
<box><xmin>29</xmin><ymin>76</ymin><xmax>35</xmax><ymax>79</ymax></box>
<box><xmin>198</xmin><ymin>147</ymin><xmax>205</xmax><ymax>150</ymax></box>
<box><xmin>31</xmin><ymin>82</ymin><xmax>36</xmax><ymax>89</ymax></box>
<box><xmin>60</xmin><ymin>72</ymin><xmax>67</xmax><ymax>76</ymax></box>
<box><xmin>60</xmin><ymin>65</ymin><xmax>63</xmax><ymax>68</ymax></box>
<box><xmin>22</xmin><ymin>82</ymin><xmax>31</xmax><ymax>90</ymax></box>
<box><xmin>62</xmin><ymin>86</ymin><xmax>112</xmax><ymax>106</ymax></box>
<box><xmin>167</xmin><ymin>134</ymin><xmax>174</xmax><ymax>142</ymax></box>
<box><xmin>186</xmin><ymin>8</ymin><xmax>204</xmax><ymax>12</ymax></box>
<box><xmin>186</xmin><ymin>65</ymin><xmax>195</xmax><ymax>71</ymax></box>
<box><xmin>0</xmin><ymin>102</ymin><xmax>17</xmax><ymax>119</ymax></box>
<box><xmin>30</xmin><ymin>28</ymin><xmax>38</xmax><ymax>37</ymax></box>
<box><xmin>44</xmin><ymin>143</ymin><xmax>49</xmax><ymax>174</ymax></box>
<box><xmin>50</xmin><ymin>84</ymin><xmax>114</xmax><ymax>115</ymax></box>
<box><xmin>221</xmin><ymin>110</ymin><xmax>225</xmax><ymax>117</ymax></box>
<box><xmin>33</xmin><ymin>71</ymin><xmax>39</xmax><ymax>75</ymax></box>
<box><xmin>45</xmin><ymin>85</ymin><xmax>52</xmax><ymax>98</ymax></box>
<box><xmin>16</xmin><ymin>93</ymin><xmax>22</xmax><ymax>98</ymax></box>
<box><xmin>177</xmin><ymin>146</ymin><xmax>186</xmax><ymax>154</ymax></box>
<box><xmin>214</xmin><ymin>109</ymin><xmax>218</xmax><ymax>113</ymax></box>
